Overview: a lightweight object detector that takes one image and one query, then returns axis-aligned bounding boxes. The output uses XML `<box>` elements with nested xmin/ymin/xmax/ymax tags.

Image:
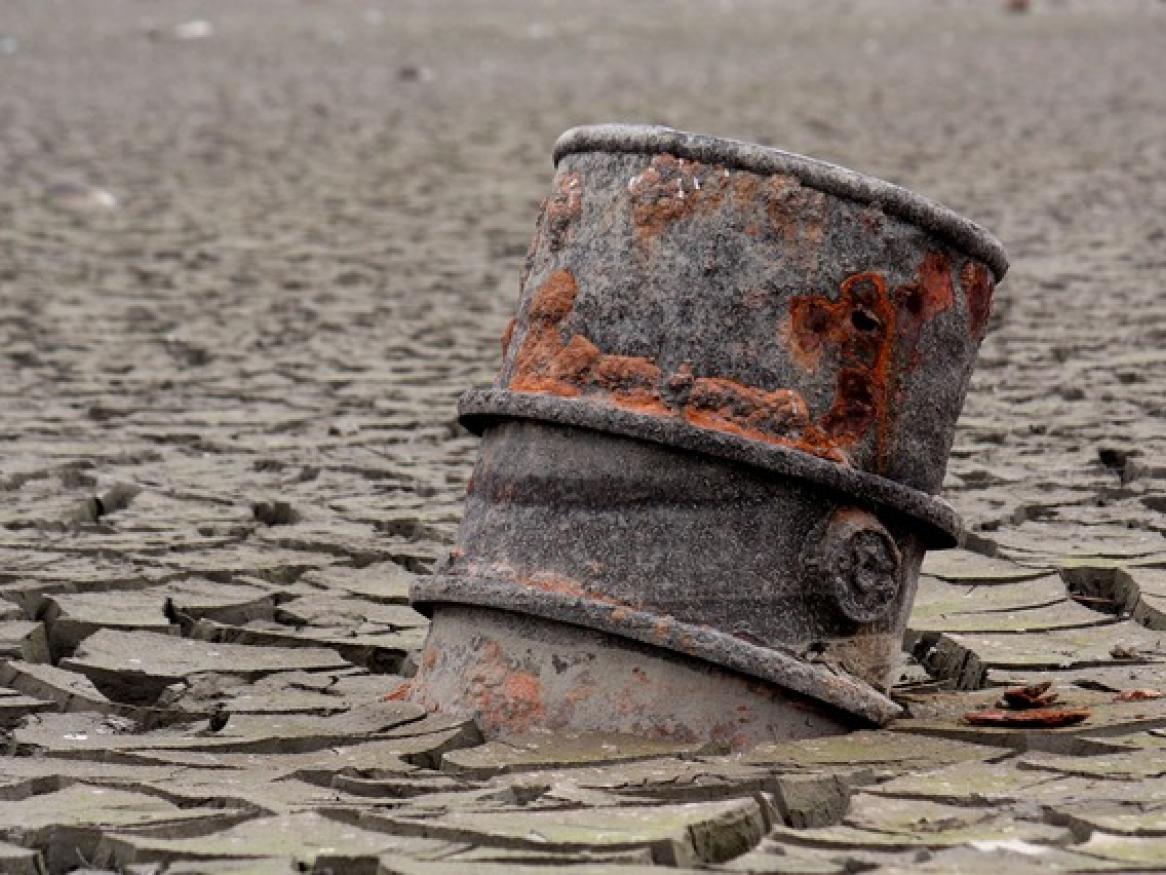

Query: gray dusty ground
<box><xmin>1</xmin><ymin>0</ymin><xmax>1165</xmax><ymax>872</ymax></box>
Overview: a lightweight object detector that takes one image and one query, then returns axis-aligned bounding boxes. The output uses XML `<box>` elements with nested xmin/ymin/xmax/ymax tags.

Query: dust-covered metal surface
<box><xmin>409</xmin><ymin>606</ymin><xmax>857</xmax><ymax>747</ymax></box>
<box><xmin>411</xmin><ymin>124</ymin><xmax>1007</xmax><ymax>742</ymax></box>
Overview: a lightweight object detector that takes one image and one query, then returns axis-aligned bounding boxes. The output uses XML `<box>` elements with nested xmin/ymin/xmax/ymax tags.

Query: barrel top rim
<box><xmin>553</xmin><ymin>123</ymin><xmax>1009</xmax><ymax>281</ymax></box>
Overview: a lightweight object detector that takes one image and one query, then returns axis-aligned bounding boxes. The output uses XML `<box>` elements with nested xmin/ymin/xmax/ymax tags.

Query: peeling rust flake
<box><xmin>682</xmin><ymin>377</ymin><xmax>843</xmax><ymax>462</ymax></box>
<box><xmin>510</xmin><ymin>270</ymin><xmax>583</xmax><ymax>397</ymax></box>
<box><xmin>548</xmin><ymin>334</ymin><xmax>602</xmax><ymax>381</ymax></box>
<box><xmin>528</xmin><ymin>268</ymin><xmax>579</xmax><ymax>322</ymax></box>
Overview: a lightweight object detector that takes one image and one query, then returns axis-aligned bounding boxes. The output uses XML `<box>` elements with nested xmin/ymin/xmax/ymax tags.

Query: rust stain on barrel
<box><xmin>894</xmin><ymin>251</ymin><xmax>955</xmax><ymax>375</ymax></box>
<box><xmin>510</xmin><ymin>268</ymin><xmax>852</xmax><ymax>462</ymax></box>
<box><xmin>511</xmin><ymin>269</ymin><xmax>585</xmax><ymax>397</ymax></box>
<box><xmin>511</xmin><ymin>269</ymin><xmax>665</xmax><ymax>405</ymax></box>
<box><xmin>781</xmin><ymin>252</ymin><xmax>960</xmax><ymax>468</ymax></box>
<box><xmin>466</xmin><ymin>639</ymin><xmax>547</xmax><ymax>734</ymax></box>
<box><xmin>786</xmin><ymin>272</ymin><xmax>897</xmax><ymax>454</ymax></box>
<box><xmin>897</xmin><ymin>251</ymin><xmax>954</xmax><ymax>325</ymax></box>
<box><xmin>960</xmin><ymin>260</ymin><xmax>994</xmax><ymax>340</ymax></box>
<box><xmin>682</xmin><ymin>377</ymin><xmax>845</xmax><ymax>463</ymax></box>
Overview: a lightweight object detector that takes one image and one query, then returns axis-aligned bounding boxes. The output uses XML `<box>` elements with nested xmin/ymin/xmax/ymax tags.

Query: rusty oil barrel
<box><xmin>409</xmin><ymin>124</ymin><xmax>1008</xmax><ymax>748</ymax></box>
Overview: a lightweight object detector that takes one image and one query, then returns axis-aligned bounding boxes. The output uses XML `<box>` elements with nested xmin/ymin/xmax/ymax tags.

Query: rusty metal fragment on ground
<box><xmin>409</xmin><ymin>124</ymin><xmax>1009</xmax><ymax>748</ymax></box>
<box><xmin>963</xmin><ymin>708</ymin><xmax>1091</xmax><ymax>728</ymax></box>
<box><xmin>1113</xmin><ymin>689</ymin><xmax>1164</xmax><ymax>702</ymax></box>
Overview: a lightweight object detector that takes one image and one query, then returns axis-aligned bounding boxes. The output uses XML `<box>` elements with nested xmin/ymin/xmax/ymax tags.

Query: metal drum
<box><xmin>409</xmin><ymin>124</ymin><xmax>1008</xmax><ymax>748</ymax></box>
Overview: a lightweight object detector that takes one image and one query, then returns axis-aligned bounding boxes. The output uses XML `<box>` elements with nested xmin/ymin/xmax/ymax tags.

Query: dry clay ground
<box><xmin>1</xmin><ymin>0</ymin><xmax>1165</xmax><ymax>872</ymax></box>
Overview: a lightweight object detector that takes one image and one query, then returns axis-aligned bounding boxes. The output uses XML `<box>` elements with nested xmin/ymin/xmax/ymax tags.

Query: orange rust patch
<box><xmin>682</xmin><ymin>377</ymin><xmax>843</xmax><ymax>461</ymax></box>
<box><xmin>510</xmin><ymin>270</ymin><xmax>583</xmax><ymax>397</ymax></box>
<box><xmin>464</xmin><ymin>639</ymin><xmax>546</xmax><ymax>735</ymax></box>
<box><xmin>822</xmin><ymin>367</ymin><xmax>881</xmax><ymax>444</ymax></box>
<box><xmin>960</xmin><ymin>260</ymin><xmax>994</xmax><ymax>340</ymax></box>
<box><xmin>786</xmin><ymin>271</ymin><xmax>898</xmax><ymax>457</ymax></box>
<box><xmin>544</xmin><ymin>171</ymin><xmax>583</xmax><ymax>250</ymax></box>
<box><xmin>382</xmin><ymin>680</ymin><xmax>412</xmax><ymax>701</ymax></box>
<box><xmin>629</xmin><ymin>154</ymin><xmax>726</xmax><ymax>241</ymax></box>
<box><xmin>509</xmin><ymin>270</ymin><xmax>668</xmax><ymax>411</ymax></box>
<box><xmin>510</xmin><ymin>267</ymin><xmax>878</xmax><ymax>464</ymax></box>
<box><xmin>548</xmin><ymin>334</ymin><xmax>602</xmax><ymax>381</ymax></box>
<box><xmin>589</xmin><ymin>353</ymin><xmax>667</xmax><ymax>415</ymax></box>
<box><xmin>591</xmin><ymin>353</ymin><xmax>662</xmax><ymax>392</ymax></box>
<box><xmin>897</xmin><ymin>251</ymin><xmax>953</xmax><ymax>323</ymax></box>
<box><xmin>527</xmin><ymin>269</ymin><xmax>578</xmax><ymax>322</ymax></box>
<box><xmin>599</xmin><ymin>386</ymin><xmax>672</xmax><ymax>417</ymax></box>
<box><xmin>894</xmin><ymin>251</ymin><xmax>954</xmax><ymax>373</ymax></box>
<box><xmin>501</xmin><ymin>671</ymin><xmax>543</xmax><ymax>711</ymax></box>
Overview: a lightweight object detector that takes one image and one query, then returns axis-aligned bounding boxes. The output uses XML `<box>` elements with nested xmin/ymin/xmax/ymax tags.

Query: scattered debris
<box><xmin>978</xmin><ymin>681</ymin><xmax>1094</xmax><ymax>726</ymax></box>
<box><xmin>963</xmin><ymin>707</ymin><xmax>1091</xmax><ymax>728</ymax></box>
<box><xmin>1113</xmin><ymin>689</ymin><xmax>1163</xmax><ymax>702</ymax></box>
<box><xmin>997</xmin><ymin>681</ymin><xmax>1058</xmax><ymax>710</ymax></box>
<box><xmin>1110</xmin><ymin>644</ymin><xmax>1142</xmax><ymax>660</ymax></box>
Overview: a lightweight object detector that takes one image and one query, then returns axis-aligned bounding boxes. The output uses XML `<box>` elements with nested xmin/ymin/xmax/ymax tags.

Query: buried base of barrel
<box><xmin>408</xmin><ymin>605</ymin><xmax>862</xmax><ymax>750</ymax></box>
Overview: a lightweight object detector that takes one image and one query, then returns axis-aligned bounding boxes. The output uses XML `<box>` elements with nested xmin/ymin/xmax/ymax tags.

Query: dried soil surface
<box><xmin>1</xmin><ymin>0</ymin><xmax>1165</xmax><ymax>872</ymax></box>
